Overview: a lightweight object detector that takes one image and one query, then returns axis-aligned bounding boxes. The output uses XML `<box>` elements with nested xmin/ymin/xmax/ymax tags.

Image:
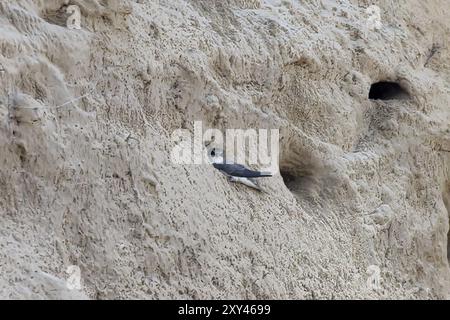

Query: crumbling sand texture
<box><xmin>0</xmin><ymin>0</ymin><xmax>449</xmax><ymax>299</ymax></box>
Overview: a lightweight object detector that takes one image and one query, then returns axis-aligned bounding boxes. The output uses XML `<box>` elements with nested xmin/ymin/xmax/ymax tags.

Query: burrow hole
<box><xmin>280</xmin><ymin>167</ymin><xmax>316</xmax><ymax>197</ymax></box>
<box><xmin>369</xmin><ymin>81</ymin><xmax>410</xmax><ymax>100</ymax></box>
<box><xmin>279</xmin><ymin>147</ymin><xmax>322</xmax><ymax>199</ymax></box>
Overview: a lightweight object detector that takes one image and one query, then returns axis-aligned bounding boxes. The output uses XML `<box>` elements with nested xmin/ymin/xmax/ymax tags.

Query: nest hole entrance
<box><xmin>369</xmin><ymin>81</ymin><xmax>410</xmax><ymax>100</ymax></box>
<box><xmin>280</xmin><ymin>165</ymin><xmax>318</xmax><ymax>198</ymax></box>
<box><xmin>279</xmin><ymin>147</ymin><xmax>323</xmax><ymax>199</ymax></box>
<box><xmin>280</xmin><ymin>171</ymin><xmax>299</xmax><ymax>191</ymax></box>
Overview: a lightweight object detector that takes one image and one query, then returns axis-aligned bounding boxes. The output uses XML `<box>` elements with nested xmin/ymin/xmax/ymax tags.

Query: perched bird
<box><xmin>208</xmin><ymin>148</ymin><xmax>272</xmax><ymax>191</ymax></box>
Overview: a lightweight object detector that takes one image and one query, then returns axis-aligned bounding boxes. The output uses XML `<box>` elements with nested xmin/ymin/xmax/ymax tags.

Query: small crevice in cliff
<box><xmin>369</xmin><ymin>81</ymin><xmax>410</xmax><ymax>100</ymax></box>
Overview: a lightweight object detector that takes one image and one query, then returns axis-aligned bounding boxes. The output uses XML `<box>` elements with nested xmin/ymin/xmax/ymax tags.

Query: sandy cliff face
<box><xmin>0</xmin><ymin>0</ymin><xmax>449</xmax><ymax>299</ymax></box>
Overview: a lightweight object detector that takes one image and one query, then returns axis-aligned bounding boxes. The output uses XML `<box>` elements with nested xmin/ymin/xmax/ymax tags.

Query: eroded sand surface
<box><xmin>0</xmin><ymin>0</ymin><xmax>449</xmax><ymax>299</ymax></box>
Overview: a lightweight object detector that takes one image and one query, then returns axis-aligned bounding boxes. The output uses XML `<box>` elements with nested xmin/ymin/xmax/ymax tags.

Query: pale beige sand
<box><xmin>0</xmin><ymin>0</ymin><xmax>449</xmax><ymax>299</ymax></box>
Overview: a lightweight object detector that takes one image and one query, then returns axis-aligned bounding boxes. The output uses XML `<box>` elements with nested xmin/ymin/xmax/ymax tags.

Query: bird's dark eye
<box><xmin>211</xmin><ymin>149</ymin><xmax>216</xmax><ymax>156</ymax></box>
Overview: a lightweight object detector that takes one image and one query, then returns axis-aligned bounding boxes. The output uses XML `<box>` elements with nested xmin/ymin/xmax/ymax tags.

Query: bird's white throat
<box><xmin>211</xmin><ymin>156</ymin><xmax>225</xmax><ymax>164</ymax></box>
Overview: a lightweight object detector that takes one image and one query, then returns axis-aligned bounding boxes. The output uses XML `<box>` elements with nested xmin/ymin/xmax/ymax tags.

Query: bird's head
<box><xmin>207</xmin><ymin>147</ymin><xmax>225</xmax><ymax>164</ymax></box>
